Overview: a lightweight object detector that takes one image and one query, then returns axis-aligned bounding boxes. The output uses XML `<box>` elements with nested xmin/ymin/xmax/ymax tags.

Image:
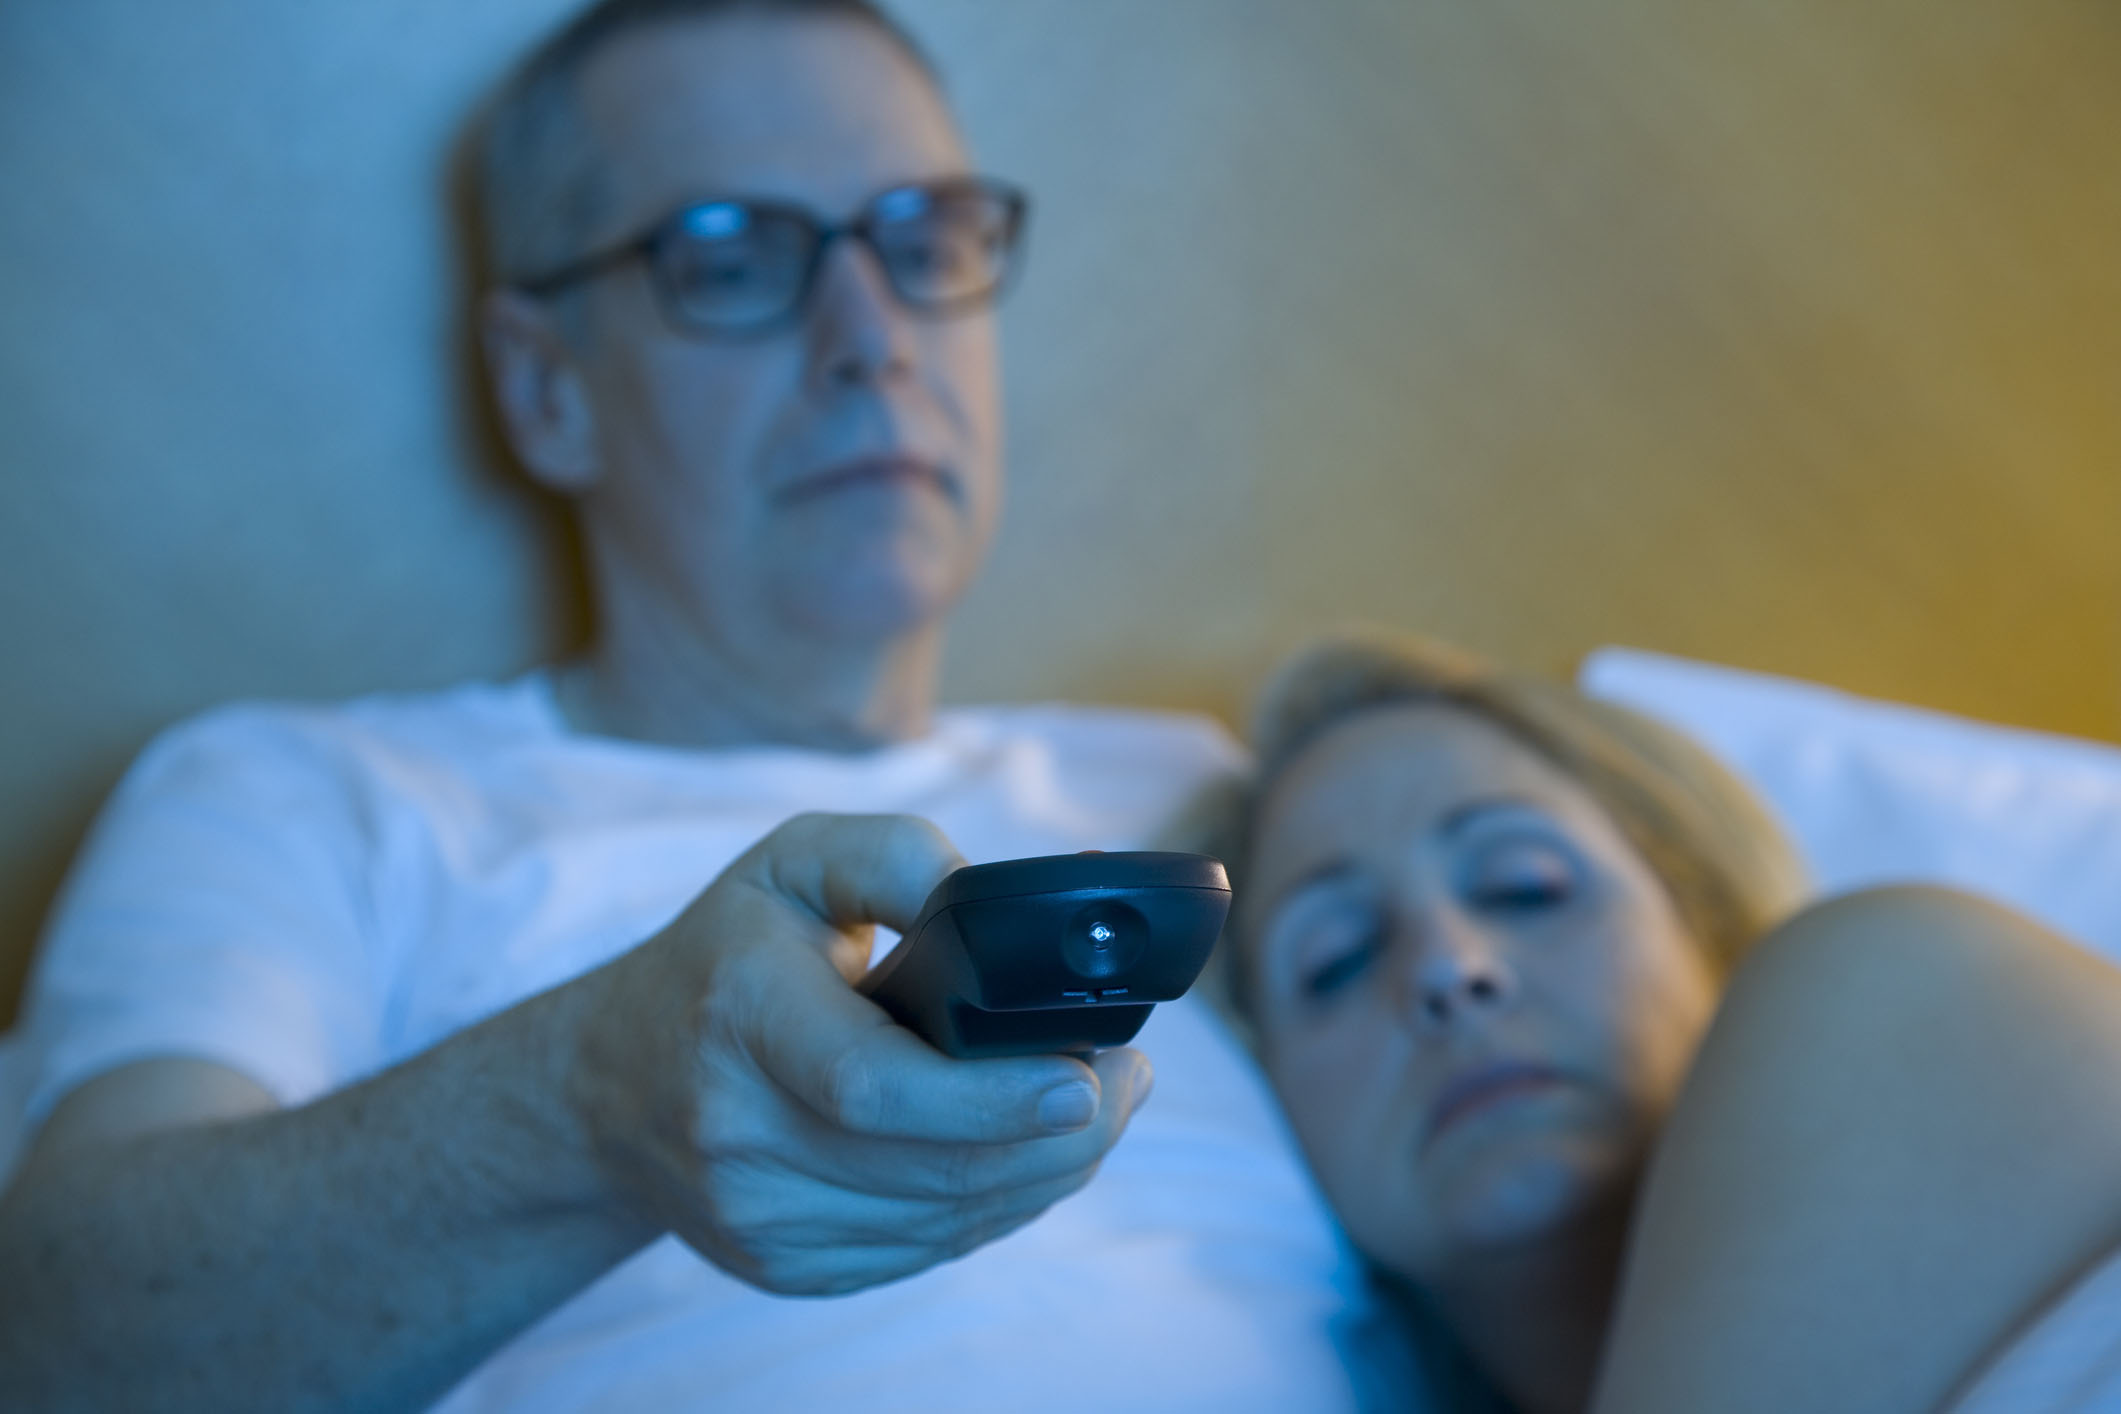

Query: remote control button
<box><xmin>1061</xmin><ymin>901</ymin><xmax>1148</xmax><ymax>980</ymax></box>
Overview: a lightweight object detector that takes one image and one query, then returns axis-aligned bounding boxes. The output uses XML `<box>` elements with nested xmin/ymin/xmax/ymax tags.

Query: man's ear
<box><xmin>480</xmin><ymin>287</ymin><xmax>601</xmax><ymax>494</ymax></box>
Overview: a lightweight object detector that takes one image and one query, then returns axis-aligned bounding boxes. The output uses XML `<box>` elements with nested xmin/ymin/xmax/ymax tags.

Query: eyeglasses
<box><xmin>514</xmin><ymin>176</ymin><xmax>1029</xmax><ymax>335</ymax></box>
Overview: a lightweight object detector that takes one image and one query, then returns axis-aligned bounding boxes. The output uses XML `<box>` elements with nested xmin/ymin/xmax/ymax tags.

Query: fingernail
<box><xmin>1129</xmin><ymin>1062</ymin><xmax>1155</xmax><ymax>1112</ymax></box>
<box><xmin>1037</xmin><ymin>1081</ymin><xmax>1098</xmax><ymax>1132</ymax></box>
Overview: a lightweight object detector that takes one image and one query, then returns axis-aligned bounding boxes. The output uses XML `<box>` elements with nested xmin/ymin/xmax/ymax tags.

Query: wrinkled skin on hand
<box><xmin>568</xmin><ymin>812</ymin><xmax>1153</xmax><ymax>1294</ymax></box>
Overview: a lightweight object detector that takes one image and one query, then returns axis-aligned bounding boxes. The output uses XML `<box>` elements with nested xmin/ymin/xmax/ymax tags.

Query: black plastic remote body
<box><xmin>856</xmin><ymin>852</ymin><xmax>1231</xmax><ymax>1058</ymax></box>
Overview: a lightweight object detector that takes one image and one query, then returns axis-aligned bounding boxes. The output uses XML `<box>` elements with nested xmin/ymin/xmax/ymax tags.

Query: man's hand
<box><xmin>567</xmin><ymin>812</ymin><xmax>1154</xmax><ymax>1295</ymax></box>
<box><xmin>0</xmin><ymin>814</ymin><xmax>1148</xmax><ymax>1411</ymax></box>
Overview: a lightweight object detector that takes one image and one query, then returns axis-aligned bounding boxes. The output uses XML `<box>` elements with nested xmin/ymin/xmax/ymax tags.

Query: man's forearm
<box><xmin>0</xmin><ymin>813</ymin><xmax>1143</xmax><ymax>1409</ymax></box>
<box><xmin>0</xmin><ymin>977</ymin><xmax>658</xmax><ymax>1412</ymax></box>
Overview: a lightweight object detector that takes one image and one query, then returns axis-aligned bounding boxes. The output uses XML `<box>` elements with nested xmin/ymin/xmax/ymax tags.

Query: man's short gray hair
<box><xmin>474</xmin><ymin>0</ymin><xmax>938</xmax><ymax>286</ymax></box>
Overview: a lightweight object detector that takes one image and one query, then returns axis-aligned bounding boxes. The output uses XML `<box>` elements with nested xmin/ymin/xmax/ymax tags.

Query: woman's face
<box><xmin>1243</xmin><ymin>704</ymin><xmax>1718</xmax><ymax>1286</ymax></box>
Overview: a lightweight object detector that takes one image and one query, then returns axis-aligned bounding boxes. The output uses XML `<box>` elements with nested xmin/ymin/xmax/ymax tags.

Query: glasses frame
<box><xmin>513</xmin><ymin>175</ymin><xmax>1030</xmax><ymax>336</ymax></box>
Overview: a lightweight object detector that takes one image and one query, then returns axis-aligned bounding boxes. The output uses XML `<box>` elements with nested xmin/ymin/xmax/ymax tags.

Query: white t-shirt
<box><xmin>19</xmin><ymin>675</ymin><xmax>1398</xmax><ymax>1412</ymax></box>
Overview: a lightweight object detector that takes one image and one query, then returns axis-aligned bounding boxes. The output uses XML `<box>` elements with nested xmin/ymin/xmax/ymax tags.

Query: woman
<box><xmin>1196</xmin><ymin>630</ymin><xmax>2121</xmax><ymax>1414</ymax></box>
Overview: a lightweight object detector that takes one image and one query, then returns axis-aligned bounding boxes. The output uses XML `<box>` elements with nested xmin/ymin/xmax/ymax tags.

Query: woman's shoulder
<box><xmin>1942</xmin><ymin>1243</ymin><xmax>2121</xmax><ymax>1414</ymax></box>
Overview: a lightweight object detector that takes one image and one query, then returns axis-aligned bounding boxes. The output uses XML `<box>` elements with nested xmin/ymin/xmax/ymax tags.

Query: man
<box><xmin>0</xmin><ymin>2</ymin><xmax>1384</xmax><ymax>1409</ymax></box>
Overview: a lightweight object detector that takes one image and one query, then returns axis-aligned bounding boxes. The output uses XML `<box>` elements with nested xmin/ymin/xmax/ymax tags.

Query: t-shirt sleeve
<box><xmin>18</xmin><ymin>704</ymin><xmax>393</xmax><ymax>1130</ymax></box>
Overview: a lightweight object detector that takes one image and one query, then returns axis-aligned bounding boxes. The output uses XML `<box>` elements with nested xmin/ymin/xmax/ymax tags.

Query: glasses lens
<box><xmin>655</xmin><ymin>201</ymin><xmax>816</xmax><ymax>330</ymax></box>
<box><xmin>870</xmin><ymin>184</ymin><xmax>1023</xmax><ymax>308</ymax></box>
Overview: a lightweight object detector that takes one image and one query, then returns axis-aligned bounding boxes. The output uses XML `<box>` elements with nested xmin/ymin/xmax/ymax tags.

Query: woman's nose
<box><xmin>1399</xmin><ymin>915</ymin><xmax>1516</xmax><ymax>1028</ymax></box>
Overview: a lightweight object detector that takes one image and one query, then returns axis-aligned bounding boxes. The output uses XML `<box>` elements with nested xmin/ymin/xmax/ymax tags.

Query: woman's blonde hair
<box><xmin>1179</xmin><ymin>629</ymin><xmax>1808</xmax><ymax>1025</ymax></box>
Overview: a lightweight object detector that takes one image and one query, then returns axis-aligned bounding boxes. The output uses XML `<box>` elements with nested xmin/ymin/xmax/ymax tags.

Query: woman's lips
<box><xmin>779</xmin><ymin>455</ymin><xmax>955</xmax><ymax>504</ymax></box>
<box><xmin>1423</xmin><ymin>1062</ymin><xmax>1569</xmax><ymax>1148</ymax></box>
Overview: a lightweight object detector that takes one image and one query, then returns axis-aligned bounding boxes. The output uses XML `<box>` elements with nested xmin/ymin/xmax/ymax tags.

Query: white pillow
<box><xmin>1581</xmin><ymin>647</ymin><xmax>2121</xmax><ymax>962</ymax></box>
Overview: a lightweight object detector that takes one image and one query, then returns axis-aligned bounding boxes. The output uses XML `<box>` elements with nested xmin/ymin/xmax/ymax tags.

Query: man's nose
<box><xmin>805</xmin><ymin>236</ymin><xmax>916</xmax><ymax>390</ymax></box>
<box><xmin>1394</xmin><ymin>912</ymin><xmax>1516</xmax><ymax>1030</ymax></box>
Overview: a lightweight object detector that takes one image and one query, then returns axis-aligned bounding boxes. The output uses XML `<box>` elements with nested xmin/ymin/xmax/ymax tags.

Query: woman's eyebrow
<box><xmin>1438</xmin><ymin>794</ymin><xmax>1543</xmax><ymax>839</ymax></box>
<box><xmin>1256</xmin><ymin>858</ymin><xmax>1359</xmax><ymax>923</ymax></box>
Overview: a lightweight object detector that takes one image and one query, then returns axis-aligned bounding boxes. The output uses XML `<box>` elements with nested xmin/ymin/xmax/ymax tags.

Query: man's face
<box><xmin>560</xmin><ymin>14</ymin><xmax>1002</xmax><ymax>650</ymax></box>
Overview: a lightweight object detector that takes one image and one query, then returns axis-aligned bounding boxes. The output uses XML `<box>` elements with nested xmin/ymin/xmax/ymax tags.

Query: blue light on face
<box><xmin>685</xmin><ymin>202</ymin><xmax>750</xmax><ymax>239</ymax></box>
<box><xmin>873</xmin><ymin>186</ymin><xmax>933</xmax><ymax>224</ymax></box>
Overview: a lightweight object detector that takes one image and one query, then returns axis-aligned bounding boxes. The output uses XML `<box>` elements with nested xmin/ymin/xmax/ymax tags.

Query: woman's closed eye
<box><xmin>1303</xmin><ymin>928</ymin><xmax>1383</xmax><ymax>998</ymax></box>
<box><xmin>1267</xmin><ymin>888</ymin><xmax>1386</xmax><ymax>1003</ymax></box>
<box><xmin>1461</xmin><ymin>837</ymin><xmax>1579</xmax><ymax>914</ymax></box>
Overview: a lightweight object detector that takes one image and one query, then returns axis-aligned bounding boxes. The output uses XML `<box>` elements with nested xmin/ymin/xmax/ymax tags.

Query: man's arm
<box><xmin>0</xmin><ymin>992</ymin><xmax>656</xmax><ymax>1413</ymax></box>
<box><xmin>0</xmin><ymin>814</ymin><xmax>1151</xmax><ymax>1412</ymax></box>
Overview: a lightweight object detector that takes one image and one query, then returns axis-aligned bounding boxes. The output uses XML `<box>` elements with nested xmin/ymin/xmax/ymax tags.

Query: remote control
<box><xmin>856</xmin><ymin>851</ymin><xmax>1231</xmax><ymax>1058</ymax></box>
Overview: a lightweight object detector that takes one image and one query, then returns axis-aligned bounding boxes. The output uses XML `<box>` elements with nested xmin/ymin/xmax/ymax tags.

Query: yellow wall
<box><xmin>1</xmin><ymin>0</ymin><xmax>2115</xmax><ymax>1019</ymax></box>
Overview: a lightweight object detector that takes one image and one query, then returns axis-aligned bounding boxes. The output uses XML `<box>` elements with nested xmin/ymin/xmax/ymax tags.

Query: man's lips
<box><xmin>778</xmin><ymin>455</ymin><xmax>957</xmax><ymax>505</ymax></box>
<box><xmin>1423</xmin><ymin>1062</ymin><xmax>1569</xmax><ymax>1149</ymax></box>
